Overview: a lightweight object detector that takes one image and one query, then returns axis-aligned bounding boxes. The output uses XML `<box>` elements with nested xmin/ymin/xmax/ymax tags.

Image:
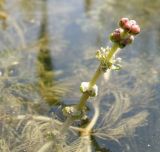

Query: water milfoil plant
<box><xmin>61</xmin><ymin>17</ymin><xmax>141</xmax><ymax>131</ymax></box>
<box><xmin>0</xmin><ymin>18</ymin><xmax>149</xmax><ymax>152</ymax></box>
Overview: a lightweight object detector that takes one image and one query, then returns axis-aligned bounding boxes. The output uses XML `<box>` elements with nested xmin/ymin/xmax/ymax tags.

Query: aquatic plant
<box><xmin>61</xmin><ymin>17</ymin><xmax>141</xmax><ymax>130</ymax></box>
<box><xmin>0</xmin><ymin>17</ymin><xmax>149</xmax><ymax>152</ymax></box>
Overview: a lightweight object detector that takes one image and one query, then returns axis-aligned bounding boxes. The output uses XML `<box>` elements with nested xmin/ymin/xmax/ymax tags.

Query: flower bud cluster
<box><xmin>110</xmin><ymin>18</ymin><xmax>140</xmax><ymax>48</ymax></box>
<box><xmin>62</xmin><ymin>106</ymin><xmax>82</xmax><ymax>119</ymax></box>
<box><xmin>119</xmin><ymin>18</ymin><xmax>140</xmax><ymax>35</ymax></box>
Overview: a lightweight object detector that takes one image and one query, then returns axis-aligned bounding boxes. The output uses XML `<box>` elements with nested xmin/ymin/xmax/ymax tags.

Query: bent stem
<box><xmin>82</xmin><ymin>102</ymin><xmax>100</xmax><ymax>136</ymax></box>
<box><xmin>37</xmin><ymin>141</ymin><xmax>53</xmax><ymax>152</ymax></box>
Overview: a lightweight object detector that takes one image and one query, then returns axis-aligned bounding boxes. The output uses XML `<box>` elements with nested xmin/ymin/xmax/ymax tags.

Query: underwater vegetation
<box><xmin>0</xmin><ymin>0</ymin><xmax>160</xmax><ymax>152</ymax></box>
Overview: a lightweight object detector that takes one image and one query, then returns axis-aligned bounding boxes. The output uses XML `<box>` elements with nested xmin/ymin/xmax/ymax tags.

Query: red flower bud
<box><xmin>119</xmin><ymin>18</ymin><xmax>140</xmax><ymax>35</ymax></box>
<box><xmin>124</xmin><ymin>22</ymin><xmax>132</xmax><ymax>32</ymax></box>
<box><xmin>110</xmin><ymin>28</ymin><xmax>123</xmax><ymax>43</ymax></box>
<box><xmin>130</xmin><ymin>24</ymin><xmax>140</xmax><ymax>35</ymax></box>
<box><xmin>119</xmin><ymin>18</ymin><xmax>132</xmax><ymax>32</ymax></box>
<box><xmin>119</xmin><ymin>18</ymin><xmax>129</xmax><ymax>28</ymax></box>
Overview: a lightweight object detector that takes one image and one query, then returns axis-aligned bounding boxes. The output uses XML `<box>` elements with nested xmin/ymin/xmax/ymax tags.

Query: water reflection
<box><xmin>19</xmin><ymin>0</ymin><xmax>36</xmax><ymax>21</ymax></box>
<box><xmin>84</xmin><ymin>0</ymin><xmax>93</xmax><ymax>13</ymax></box>
<box><xmin>36</xmin><ymin>0</ymin><xmax>67</xmax><ymax>106</ymax></box>
<box><xmin>91</xmin><ymin>136</ymin><xmax>111</xmax><ymax>152</ymax></box>
<box><xmin>0</xmin><ymin>0</ymin><xmax>7</xmax><ymax>29</ymax></box>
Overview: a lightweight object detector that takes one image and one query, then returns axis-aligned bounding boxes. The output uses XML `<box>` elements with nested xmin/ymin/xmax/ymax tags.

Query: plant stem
<box><xmin>61</xmin><ymin>43</ymin><xmax>119</xmax><ymax>133</ymax></box>
<box><xmin>82</xmin><ymin>102</ymin><xmax>100</xmax><ymax>136</ymax></box>
<box><xmin>37</xmin><ymin>141</ymin><xmax>53</xmax><ymax>152</ymax></box>
<box><xmin>77</xmin><ymin>43</ymin><xmax>119</xmax><ymax>110</ymax></box>
<box><xmin>76</xmin><ymin>93</ymin><xmax>90</xmax><ymax>110</ymax></box>
<box><xmin>106</xmin><ymin>43</ymin><xmax>119</xmax><ymax>61</ymax></box>
<box><xmin>89</xmin><ymin>65</ymin><xmax>102</xmax><ymax>89</ymax></box>
<box><xmin>76</xmin><ymin>65</ymin><xmax>102</xmax><ymax>111</ymax></box>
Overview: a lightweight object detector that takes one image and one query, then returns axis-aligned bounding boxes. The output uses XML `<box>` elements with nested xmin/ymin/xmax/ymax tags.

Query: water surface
<box><xmin>0</xmin><ymin>0</ymin><xmax>160</xmax><ymax>152</ymax></box>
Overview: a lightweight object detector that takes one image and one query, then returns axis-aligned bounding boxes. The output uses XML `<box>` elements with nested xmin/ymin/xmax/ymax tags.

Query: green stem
<box><xmin>89</xmin><ymin>65</ymin><xmax>102</xmax><ymax>89</ymax></box>
<box><xmin>76</xmin><ymin>65</ymin><xmax>102</xmax><ymax>111</ymax></box>
<box><xmin>76</xmin><ymin>93</ymin><xmax>90</xmax><ymax>110</ymax></box>
<box><xmin>106</xmin><ymin>43</ymin><xmax>119</xmax><ymax>61</ymax></box>
<box><xmin>77</xmin><ymin>43</ymin><xmax>119</xmax><ymax>110</ymax></box>
<box><xmin>82</xmin><ymin>102</ymin><xmax>100</xmax><ymax>136</ymax></box>
<box><xmin>61</xmin><ymin>43</ymin><xmax>119</xmax><ymax>133</ymax></box>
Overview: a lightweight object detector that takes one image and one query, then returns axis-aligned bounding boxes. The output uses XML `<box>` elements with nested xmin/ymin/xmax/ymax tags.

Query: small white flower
<box><xmin>80</xmin><ymin>82</ymin><xmax>98</xmax><ymax>97</ymax></box>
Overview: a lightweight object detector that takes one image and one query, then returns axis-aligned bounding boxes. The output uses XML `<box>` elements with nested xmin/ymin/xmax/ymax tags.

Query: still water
<box><xmin>0</xmin><ymin>0</ymin><xmax>160</xmax><ymax>152</ymax></box>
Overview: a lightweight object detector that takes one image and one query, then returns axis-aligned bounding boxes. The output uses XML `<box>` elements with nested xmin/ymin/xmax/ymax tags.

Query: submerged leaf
<box><xmin>94</xmin><ymin>92</ymin><xmax>149</xmax><ymax>141</ymax></box>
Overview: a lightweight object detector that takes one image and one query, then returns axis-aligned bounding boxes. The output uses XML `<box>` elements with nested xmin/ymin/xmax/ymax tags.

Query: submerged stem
<box><xmin>84</xmin><ymin>103</ymin><xmax>100</xmax><ymax>135</ymax></box>
<box><xmin>37</xmin><ymin>141</ymin><xmax>53</xmax><ymax>152</ymax></box>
